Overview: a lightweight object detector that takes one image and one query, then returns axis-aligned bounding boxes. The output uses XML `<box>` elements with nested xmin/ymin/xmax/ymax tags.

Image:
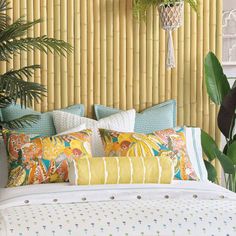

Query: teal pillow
<box><xmin>94</xmin><ymin>100</ymin><xmax>176</xmax><ymax>134</ymax></box>
<box><xmin>1</xmin><ymin>104</ymin><xmax>84</xmax><ymax>136</ymax></box>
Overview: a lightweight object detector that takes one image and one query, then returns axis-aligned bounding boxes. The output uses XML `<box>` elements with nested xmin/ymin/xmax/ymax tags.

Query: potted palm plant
<box><xmin>0</xmin><ymin>0</ymin><xmax>72</xmax><ymax>129</ymax></box>
<box><xmin>202</xmin><ymin>52</ymin><xmax>236</xmax><ymax>192</ymax></box>
<box><xmin>133</xmin><ymin>0</ymin><xmax>198</xmax><ymax>68</ymax></box>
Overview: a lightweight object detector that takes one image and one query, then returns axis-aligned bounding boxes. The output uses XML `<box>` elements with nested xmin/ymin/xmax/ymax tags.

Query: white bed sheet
<box><xmin>0</xmin><ymin>181</ymin><xmax>236</xmax><ymax>236</ymax></box>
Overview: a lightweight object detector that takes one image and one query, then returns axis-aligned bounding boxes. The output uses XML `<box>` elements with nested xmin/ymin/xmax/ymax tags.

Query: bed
<box><xmin>0</xmin><ymin>181</ymin><xmax>236</xmax><ymax>236</ymax></box>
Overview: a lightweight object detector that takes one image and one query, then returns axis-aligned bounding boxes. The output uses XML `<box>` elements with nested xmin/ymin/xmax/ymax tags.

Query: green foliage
<box><xmin>204</xmin><ymin>52</ymin><xmax>230</xmax><ymax>105</ymax></box>
<box><xmin>202</xmin><ymin>52</ymin><xmax>236</xmax><ymax>192</ymax></box>
<box><xmin>0</xmin><ymin>0</ymin><xmax>72</xmax><ymax>129</ymax></box>
<box><xmin>133</xmin><ymin>0</ymin><xmax>198</xmax><ymax>20</ymax></box>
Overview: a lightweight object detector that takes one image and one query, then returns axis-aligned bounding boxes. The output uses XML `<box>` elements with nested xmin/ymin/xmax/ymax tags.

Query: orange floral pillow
<box><xmin>3</xmin><ymin>129</ymin><xmax>92</xmax><ymax>187</ymax></box>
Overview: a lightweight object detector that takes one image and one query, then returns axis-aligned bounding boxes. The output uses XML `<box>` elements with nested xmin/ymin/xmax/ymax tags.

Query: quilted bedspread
<box><xmin>0</xmin><ymin>181</ymin><xmax>236</xmax><ymax>236</ymax></box>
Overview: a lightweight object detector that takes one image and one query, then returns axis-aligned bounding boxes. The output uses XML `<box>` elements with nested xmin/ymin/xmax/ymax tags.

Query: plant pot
<box><xmin>158</xmin><ymin>1</ymin><xmax>184</xmax><ymax>30</ymax></box>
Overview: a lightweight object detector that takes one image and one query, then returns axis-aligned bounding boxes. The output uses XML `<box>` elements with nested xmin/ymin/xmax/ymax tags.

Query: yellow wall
<box><xmin>4</xmin><ymin>0</ymin><xmax>222</xmax><ymax>157</ymax></box>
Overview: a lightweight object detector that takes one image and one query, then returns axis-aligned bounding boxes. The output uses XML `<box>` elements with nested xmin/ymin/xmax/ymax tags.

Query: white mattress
<box><xmin>0</xmin><ymin>181</ymin><xmax>236</xmax><ymax>236</ymax></box>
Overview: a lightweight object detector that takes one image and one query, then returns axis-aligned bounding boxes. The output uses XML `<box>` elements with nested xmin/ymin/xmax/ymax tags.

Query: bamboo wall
<box><xmin>6</xmin><ymin>0</ymin><xmax>222</xmax><ymax>172</ymax></box>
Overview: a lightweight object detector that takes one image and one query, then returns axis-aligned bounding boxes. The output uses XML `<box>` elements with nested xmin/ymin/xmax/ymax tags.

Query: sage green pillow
<box><xmin>1</xmin><ymin>104</ymin><xmax>84</xmax><ymax>136</ymax></box>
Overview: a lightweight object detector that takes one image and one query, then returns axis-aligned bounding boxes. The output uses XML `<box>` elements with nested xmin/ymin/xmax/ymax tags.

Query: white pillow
<box><xmin>53</xmin><ymin>109</ymin><xmax>136</xmax><ymax>156</ymax></box>
<box><xmin>185</xmin><ymin>127</ymin><xmax>208</xmax><ymax>182</ymax></box>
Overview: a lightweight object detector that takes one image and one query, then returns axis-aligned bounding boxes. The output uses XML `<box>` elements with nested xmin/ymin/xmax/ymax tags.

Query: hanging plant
<box><xmin>133</xmin><ymin>0</ymin><xmax>198</xmax><ymax>68</ymax></box>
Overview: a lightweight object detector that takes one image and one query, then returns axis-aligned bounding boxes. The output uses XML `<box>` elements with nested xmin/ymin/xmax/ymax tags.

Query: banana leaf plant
<box><xmin>202</xmin><ymin>52</ymin><xmax>236</xmax><ymax>192</ymax></box>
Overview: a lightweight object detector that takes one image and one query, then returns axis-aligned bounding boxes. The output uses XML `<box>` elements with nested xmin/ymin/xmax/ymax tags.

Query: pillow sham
<box><xmin>94</xmin><ymin>100</ymin><xmax>176</xmax><ymax>134</ymax></box>
<box><xmin>99</xmin><ymin>127</ymin><xmax>198</xmax><ymax>180</ymax></box>
<box><xmin>1</xmin><ymin>104</ymin><xmax>84</xmax><ymax>136</ymax></box>
<box><xmin>69</xmin><ymin>156</ymin><xmax>174</xmax><ymax>185</ymax></box>
<box><xmin>53</xmin><ymin>109</ymin><xmax>136</xmax><ymax>156</ymax></box>
<box><xmin>3</xmin><ymin>128</ymin><xmax>92</xmax><ymax>187</ymax></box>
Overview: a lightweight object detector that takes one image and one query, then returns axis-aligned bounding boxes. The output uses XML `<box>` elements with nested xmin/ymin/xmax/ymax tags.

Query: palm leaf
<box><xmin>0</xmin><ymin>65</ymin><xmax>46</xmax><ymax>107</ymax></box>
<box><xmin>0</xmin><ymin>0</ymin><xmax>10</xmax><ymax>32</ymax></box>
<box><xmin>0</xmin><ymin>36</ymin><xmax>72</xmax><ymax>61</ymax></box>
<box><xmin>0</xmin><ymin>114</ymin><xmax>40</xmax><ymax>129</ymax></box>
<box><xmin>0</xmin><ymin>93</ymin><xmax>11</xmax><ymax>108</ymax></box>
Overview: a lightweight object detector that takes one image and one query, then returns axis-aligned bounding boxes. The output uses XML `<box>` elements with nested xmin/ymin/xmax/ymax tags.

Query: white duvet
<box><xmin>0</xmin><ymin>181</ymin><xmax>236</xmax><ymax>236</ymax></box>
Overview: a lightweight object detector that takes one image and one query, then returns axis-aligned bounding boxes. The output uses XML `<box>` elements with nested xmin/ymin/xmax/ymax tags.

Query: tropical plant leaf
<box><xmin>204</xmin><ymin>160</ymin><xmax>217</xmax><ymax>182</ymax></box>
<box><xmin>227</xmin><ymin>141</ymin><xmax>236</xmax><ymax>165</ymax></box>
<box><xmin>0</xmin><ymin>94</ymin><xmax>11</xmax><ymax>108</ymax></box>
<box><xmin>204</xmin><ymin>52</ymin><xmax>230</xmax><ymax>105</ymax></box>
<box><xmin>215</xmin><ymin>150</ymin><xmax>235</xmax><ymax>174</ymax></box>
<box><xmin>217</xmin><ymin>87</ymin><xmax>236</xmax><ymax>138</ymax></box>
<box><xmin>233</xmin><ymin>80</ymin><xmax>236</xmax><ymax>89</ymax></box>
<box><xmin>201</xmin><ymin>130</ymin><xmax>219</xmax><ymax>161</ymax></box>
<box><xmin>0</xmin><ymin>65</ymin><xmax>46</xmax><ymax>107</ymax></box>
<box><xmin>0</xmin><ymin>0</ymin><xmax>10</xmax><ymax>32</ymax></box>
<box><xmin>0</xmin><ymin>114</ymin><xmax>40</xmax><ymax>129</ymax></box>
<box><xmin>0</xmin><ymin>36</ymin><xmax>72</xmax><ymax>61</ymax></box>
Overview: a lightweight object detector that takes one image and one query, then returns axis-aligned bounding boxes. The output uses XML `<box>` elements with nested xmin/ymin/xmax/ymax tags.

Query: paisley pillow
<box><xmin>69</xmin><ymin>156</ymin><xmax>175</xmax><ymax>185</ymax></box>
<box><xmin>3</xmin><ymin>128</ymin><xmax>92</xmax><ymax>187</ymax></box>
<box><xmin>99</xmin><ymin>127</ymin><xmax>198</xmax><ymax>180</ymax></box>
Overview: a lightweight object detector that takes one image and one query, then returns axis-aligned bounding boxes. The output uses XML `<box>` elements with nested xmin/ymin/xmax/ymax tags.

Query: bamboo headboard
<box><xmin>1</xmin><ymin>0</ymin><xmax>222</xmax><ymax>171</ymax></box>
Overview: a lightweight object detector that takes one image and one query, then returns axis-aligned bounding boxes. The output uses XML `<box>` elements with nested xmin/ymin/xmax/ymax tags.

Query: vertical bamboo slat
<box><xmin>106</xmin><ymin>0</ymin><xmax>113</xmax><ymax>107</ymax></box>
<box><xmin>27</xmin><ymin>0</ymin><xmax>34</xmax><ymax>82</ymax></box>
<box><xmin>74</xmin><ymin>0</ymin><xmax>81</xmax><ymax>105</ymax></box>
<box><xmin>190</xmin><ymin>8</ymin><xmax>197</xmax><ymax>126</ymax></box>
<box><xmin>152</xmin><ymin>8</ymin><xmax>159</xmax><ymax>105</ymax></box>
<box><xmin>100</xmin><ymin>0</ymin><xmax>106</xmax><ymax>106</ymax></box>
<box><xmin>20</xmin><ymin>0</ymin><xmax>27</xmax><ymax>71</ymax></box>
<box><xmin>6</xmin><ymin>0</ymin><xmax>13</xmax><ymax>72</ymax></box>
<box><xmin>47</xmin><ymin>0</ymin><xmax>54</xmax><ymax>111</ymax></box>
<box><xmin>133</xmin><ymin>12</ymin><xmax>139</xmax><ymax>111</ymax></box>
<box><xmin>33</xmin><ymin>0</ymin><xmax>40</xmax><ymax>111</ymax></box>
<box><xmin>54</xmin><ymin>0</ymin><xmax>61</xmax><ymax>109</ymax></box>
<box><xmin>126</xmin><ymin>0</ymin><xmax>133</xmax><ymax>110</ymax></box>
<box><xmin>81</xmin><ymin>0</ymin><xmax>88</xmax><ymax>114</ymax></box>
<box><xmin>113</xmin><ymin>0</ymin><xmax>119</xmax><ymax>109</ymax></box>
<box><xmin>184</xmin><ymin>4</ymin><xmax>191</xmax><ymax>126</ymax></box>
<box><xmin>67</xmin><ymin>0</ymin><xmax>74</xmax><ymax>107</ymax></box>
<box><xmin>40</xmin><ymin>0</ymin><xmax>47</xmax><ymax>112</ymax></box>
<box><xmin>87</xmin><ymin>0</ymin><xmax>94</xmax><ymax>116</ymax></box>
<box><xmin>60</xmin><ymin>0</ymin><xmax>68</xmax><ymax>108</ymax></box>
<box><xmin>197</xmin><ymin>0</ymin><xmax>203</xmax><ymax>129</ymax></box>
<box><xmin>146</xmin><ymin>7</ymin><xmax>153</xmax><ymax>108</ymax></box>
<box><xmin>13</xmin><ymin>0</ymin><xmax>20</xmax><ymax>70</ymax></box>
<box><xmin>203</xmin><ymin>0</ymin><xmax>210</xmax><ymax>132</ymax></box>
<box><xmin>119</xmin><ymin>0</ymin><xmax>126</xmax><ymax>110</ymax></box>
<box><xmin>139</xmin><ymin>20</ymin><xmax>146</xmax><ymax>111</ymax></box>
<box><xmin>159</xmin><ymin>28</ymin><xmax>165</xmax><ymax>103</ymax></box>
<box><xmin>94</xmin><ymin>0</ymin><xmax>100</xmax><ymax>105</ymax></box>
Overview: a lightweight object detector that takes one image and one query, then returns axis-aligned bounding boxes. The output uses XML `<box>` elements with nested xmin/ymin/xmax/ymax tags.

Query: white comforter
<box><xmin>0</xmin><ymin>181</ymin><xmax>236</xmax><ymax>236</ymax></box>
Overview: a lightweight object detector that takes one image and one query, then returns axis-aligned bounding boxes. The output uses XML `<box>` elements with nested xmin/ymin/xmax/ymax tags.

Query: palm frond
<box><xmin>0</xmin><ymin>18</ymin><xmax>41</xmax><ymax>42</ymax></box>
<box><xmin>0</xmin><ymin>93</ymin><xmax>11</xmax><ymax>108</ymax></box>
<box><xmin>0</xmin><ymin>114</ymin><xmax>40</xmax><ymax>129</ymax></box>
<box><xmin>0</xmin><ymin>65</ymin><xmax>46</xmax><ymax>107</ymax></box>
<box><xmin>0</xmin><ymin>36</ymin><xmax>72</xmax><ymax>61</ymax></box>
<box><xmin>0</xmin><ymin>0</ymin><xmax>10</xmax><ymax>32</ymax></box>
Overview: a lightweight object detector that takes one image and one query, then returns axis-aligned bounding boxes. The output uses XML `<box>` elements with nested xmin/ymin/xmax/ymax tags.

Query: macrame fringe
<box><xmin>166</xmin><ymin>30</ymin><xmax>175</xmax><ymax>68</ymax></box>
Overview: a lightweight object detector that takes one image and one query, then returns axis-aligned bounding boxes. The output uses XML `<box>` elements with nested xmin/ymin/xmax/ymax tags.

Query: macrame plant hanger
<box><xmin>158</xmin><ymin>1</ymin><xmax>184</xmax><ymax>68</ymax></box>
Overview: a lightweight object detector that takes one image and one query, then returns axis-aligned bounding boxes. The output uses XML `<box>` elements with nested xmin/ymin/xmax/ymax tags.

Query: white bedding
<box><xmin>0</xmin><ymin>181</ymin><xmax>236</xmax><ymax>236</ymax></box>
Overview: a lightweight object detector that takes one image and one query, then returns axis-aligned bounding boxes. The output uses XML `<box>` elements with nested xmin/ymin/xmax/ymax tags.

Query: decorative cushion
<box><xmin>1</xmin><ymin>104</ymin><xmax>85</xmax><ymax>136</ymax></box>
<box><xmin>99</xmin><ymin>127</ymin><xmax>198</xmax><ymax>180</ymax></box>
<box><xmin>69</xmin><ymin>156</ymin><xmax>174</xmax><ymax>185</ymax></box>
<box><xmin>3</xmin><ymin>128</ymin><xmax>92</xmax><ymax>187</ymax></box>
<box><xmin>53</xmin><ymin>109</ymin><xmax>136</xmax><ymax>156</ymax></box>
<box><xmin>94</xmin><ymin>100</ymin><xmax>176</xmax><ymax>133</ymax></box>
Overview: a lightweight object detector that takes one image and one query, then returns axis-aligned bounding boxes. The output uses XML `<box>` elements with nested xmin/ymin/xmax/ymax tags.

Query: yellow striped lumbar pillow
<box><xmin>69</xmin><ymin>156</ymin><xmax>174</xmax><ymax>185</ymax></box>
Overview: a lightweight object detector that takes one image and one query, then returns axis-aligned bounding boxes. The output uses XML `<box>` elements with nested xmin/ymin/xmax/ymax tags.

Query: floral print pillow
<box><xmin>3</xmin><ymin>129</ymin><xmax>92</xmax><ymax>187</ymax></box>
<box><xmin>99</xmin><ymin>127</ymin><xmax>198</xmax><ymax>180</ymax></box>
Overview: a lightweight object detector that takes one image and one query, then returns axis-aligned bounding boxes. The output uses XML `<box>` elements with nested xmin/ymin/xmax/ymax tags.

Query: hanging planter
<box><xmin>133</xmin><ymin>0</ymin><xmax>198</xmax><ymax>69</ymax></box>
<box><xmin>158</xmin><ymin>1</ymin><xmax>184</xmax><ymax>68</ymax></box>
